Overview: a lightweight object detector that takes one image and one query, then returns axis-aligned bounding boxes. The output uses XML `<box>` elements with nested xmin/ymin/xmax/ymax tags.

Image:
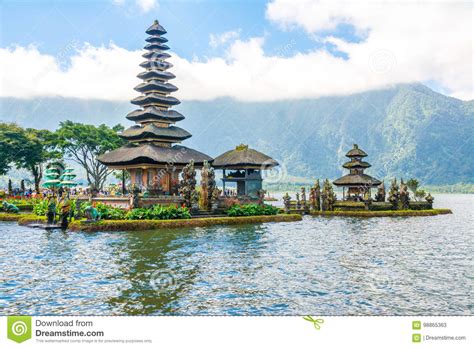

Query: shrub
<box><xmin>125</xmin><ymin>204</ymin><xmax>191</xmax><ymax>220</ymax></box>
<box><xmin>95</xmin><ymin>203</ymin><xmax>127</xmax><ymax>220</ymax></box>
<box><xmin>227</xmin><ymin>204</ymin><xmax>279</xmax><ymax>217</ymax></box>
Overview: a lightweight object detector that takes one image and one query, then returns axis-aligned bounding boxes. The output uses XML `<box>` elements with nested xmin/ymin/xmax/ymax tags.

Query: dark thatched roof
<box><xmin>126</xmin><ymin>107</ymin><xmax>185</xmax><ymax>123</ymax></box>
<box><xmin>346</xmin><ymin>144</ymin><xmax>368</xmax><ymax>158</ymax></box>
<box><xmin>145</xmin><ymin>35</ymin><xmax>168</xmax><ymax>43</ymax></box>
<box><xmin>131</xmin><ymin>93</ymin><xmax>180</xmax><ymax>107</ymax></box>
<box><xmin>139</xmin><ymin>60</ymin><xmax>173</xmax><ymax>70</ymax></box>
<box><xmin>144</xmin><ymin>43</ymin><xmax>170</xmax><ymax>51</ymax></box>
<box><xmin>212</xmin><ymin>144</ymin><xmax>278</xmax><ymax>169</ymax></box>
<box><xmin>342</xmin><ymin>160</ymin><xmax>371</xmax><ymax>169</ymax></box>
<box><xmin>121</xmin><ymin>124</ymin><xmax>191</xmax><ymax>141</ymax></box>
<box><xmin>134</xmin><ymin>80</ymin><xmax>177</xmax><ymax>94</ymax></box>
<box><xmin>98</xmin><ymin>144</ymin><xmax>212</xmax><ymax>167</ymax></box>
<box><xmin>137</xmin><ymin>69</ymin><xmax>175</xmax><ymax>81</ymax></box>
<box><xmin>142</xmin><ymin>51</ymin><xmax>171</xmax><ymax>60</ymax></box>
<box><xmin>146</xmin><ymin>20</ymin><xmax>167</xmax><ymax>35</ymax></box>
<box><xmin>333</xmin><ymin>173</ymin><xmax>382</xmax><ymax>187</ymax></box>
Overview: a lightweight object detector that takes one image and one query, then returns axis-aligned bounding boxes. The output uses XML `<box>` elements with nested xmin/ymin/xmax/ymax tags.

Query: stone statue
<box><xmin>200</xmin><ymin>161</ymin><xmax>216</xmax><ymax>211</ymax></box>
<box><xmin>179</xmin><ymin>160</ymin><xmax>197</xmax><ymax>208</ymax></box>
<box><xmin>399</xmin><ymin>178</ymin><xmax>410</xmax><ymax>209</ymax></box>
<box><xmin>388</xmin><ymin>178</ymin><xmax>400</xmax><ymax>209</ymax></box>
<box><xmin>2</xmin><ymin>201</ymin><xmax>19</xmax><ymax>214</ymax></box>
<box><xmin>283</xmin><ymin>193</ymin><xmax>291</xmax><ymax>213</ymax></box>
<box><xmin>60</xmin><ymin>199</ymin><xmax>71</xmax><ymax>229</ymax></box>
<box><xmin>190</xmin><ymin>189</ymin><xmax>200</xmax><ymax>213</ymax></box>
<box><xmin>300</xmin><ymin>187</ymin><xmax>308</xmax><ymax>212</ymax></box>
<box><xmin>309</xmin><ymin>187</ymin><xmax>316</xmax><ymax>211</ymax></box>
<box><xmin>84</xmin><ymin>205</ymin><xmax>100</xmax><ymax>222</ymax></box>
<box><xmin>314</xmin><ymin>179</ymin><xmax>321</xmax><ymax>211</ymax></box>
<box><xmin>296</xmin><ymin>192</ymin><xmax>301</xmax><ymax>209</ymax></box>
<box><xmin>425</xmin><ymin>193</ymin><xmax>434</xmax><ymax>205</ymax></box>
<box><xmin>375</xmin><ymin>182</ymin><xmax>386</xmax><ymax>202</ymax></box>
<box><xmin>211</xmin><ymin>187</ymin><xmax>221</xmax><ymax>212</ymax></box>
<box><xmin>257</xmin><ymin>189</ymin><xmax>266</xmax><ymax>205</ymax></box>
<box><xmin>321</xmin><ymin>179</ymin><xmax>337</xmax><ymax>211</ymax></box>
<box><xmin>74</xmin><ymin>199</ymin><xmax>82</xmax><ymax>220</ymax></box>
<box><xmin>47</xmin><ymin>197</ymin><xmax>56</xmax><ymax>224</ymax></box>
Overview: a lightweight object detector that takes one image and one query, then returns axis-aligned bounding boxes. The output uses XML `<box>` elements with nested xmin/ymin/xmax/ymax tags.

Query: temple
<box><xmin>213</xmin><ymin>144</ymin><xmax>278</xmax><ymax>198</ymax></box>
<box><xmin>333</xmin><ymin>144</ymin><xmax>381</xmax><ymax>200</ymax></box>
<box><xmin>99</xmin><ymin>20</ymin><xmax>211</xmax><ymax>195</ymax></box>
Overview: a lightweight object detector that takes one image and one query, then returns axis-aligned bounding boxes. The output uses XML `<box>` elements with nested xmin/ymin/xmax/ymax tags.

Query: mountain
<box><xmin>1</xmin><ymin>83</ymin><xmax>473</xmax><ymax>185</ymax></box>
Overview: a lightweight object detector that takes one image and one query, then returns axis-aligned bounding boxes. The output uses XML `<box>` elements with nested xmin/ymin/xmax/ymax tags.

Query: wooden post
<box><xmin>222</xmin><ymin>169</ymin><xmax>226</xmax><ymax>196</ymax></box>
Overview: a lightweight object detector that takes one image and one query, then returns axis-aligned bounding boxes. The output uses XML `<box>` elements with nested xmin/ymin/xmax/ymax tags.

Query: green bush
<box><xmin>125</xmin><ymin>205</ymin><xmax>191</xmax><ymax>220</ymax></box>
<box><xmin>95</xmin><ymin>202</ymin><xmax>127</xmax><ymax>220</ymax></box>
<box><xmin>227</xmin><ymin>204</ymin><xmax>279</xmax><ymax>217</ymax></box>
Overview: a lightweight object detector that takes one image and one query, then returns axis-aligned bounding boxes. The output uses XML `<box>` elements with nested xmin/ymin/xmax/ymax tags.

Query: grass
<box><xmin>0</xmin><ymin>212</ymin><xmax>23</xmax><ymax>221</ymax></box>
<box><xmin>310</xmin><ymin>209</ymin><xmax>452</xmax><ymax>217</ymax></box>
<box><xmin>69</xmin><ymin>214</ymin><xmax>302</xmax><ymax>232</ymax></box>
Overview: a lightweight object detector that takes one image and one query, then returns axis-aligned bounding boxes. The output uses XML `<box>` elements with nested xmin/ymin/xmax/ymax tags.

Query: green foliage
<box><xmin>0</xmin><ymin>123</ymin><xmax>60</xmax><ymax>192</ymax></box>
<box><xmin>312</xmin><ymin>209</ymin><xmax>451</xmax><ymax>217</ymax></box>
<box><xmin>33</xmin><ymin>199</ymin><xmax>49</xmax><ymax>216</ymax></box>
<box><xmin>227</xmin><ymin>204</ymin><xmax>279</xmax><ymax>217</ymax></box>
<box><xmin>69</xmin><ymin>214</ymin><xmax>302</xmax><ymax>232</ymax></box>
<box><xmin>95</xmin><ymin>202</ymin><xmax>127</xmax><ymax>220</ymax></box>
<box><xmin>54</xmin><ymin>121</ymin><xmax>125</xmax><ymax>191</ymax></box>
<box><xmin>125</xmin><ymin>205</ymin><xmax>191</xmax><ymax>220</ymax></box>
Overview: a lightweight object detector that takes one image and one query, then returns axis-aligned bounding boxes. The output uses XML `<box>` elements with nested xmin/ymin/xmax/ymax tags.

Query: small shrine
<box><xmin>333</xmin><ymin>144</ymin><xmax>381</xmax><ymax>200</ymax></box>
<box><xmin>212</xmin><ymin>144</ymin><xmax>278</xmax><ymax>198</ymax></box>
<box><xmin>98</xmin><ymin>20</ymin><xmax>211</xmax><ymax>196</ymax></box>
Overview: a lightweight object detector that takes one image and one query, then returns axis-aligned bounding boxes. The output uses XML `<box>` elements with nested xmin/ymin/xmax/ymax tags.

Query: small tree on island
<box><xmin>406</xmin><ymin>178</ymin><xmax>426</xmax><ymax>201</ymax></box>
<box><xmin>8</xmin><ymin>179</ymin><xmax>13</xmax><ymax>195</ymax></box>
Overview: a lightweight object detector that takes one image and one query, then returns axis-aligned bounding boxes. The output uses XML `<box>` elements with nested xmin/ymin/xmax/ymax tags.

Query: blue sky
<box><xmin>1</xmin><ymin>0</ymin><xmax>471</xmax><ymax>101</ymax></box>
<box><xmin>2</xmin><ymin>0</ymin><xmax>323</xmax><ymax>60</ymax></box>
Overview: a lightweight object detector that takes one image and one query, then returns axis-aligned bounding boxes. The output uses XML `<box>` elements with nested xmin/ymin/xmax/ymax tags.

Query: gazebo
<box><xmin>212</xmin><ymin>144</ymin><xmax>278</xmax><ymax>197</ymax></box>
<box><xmin>333</xmin><ymin>144</ymin><xmax>381</xmax><ymax>200</ymax></box>
<box><xmin>98</xmin><ymin>20</ymin><xmax>211</xmax><ymax>195</ymax></box>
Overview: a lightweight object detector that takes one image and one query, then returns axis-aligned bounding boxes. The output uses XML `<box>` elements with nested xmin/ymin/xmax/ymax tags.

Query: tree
<box><xmin>0</xmin><ymin>123</ymin><xmax>22</xmax><ymax>175</ymax></box>
<box><xmin>0</xmin><ymin>123</ymin><xmax>59</xmax><ymax>193</ymax></box>
<box><xmin>54</xmin><ymin>121</ymin><xmax>124</xmax><ymax>191</ymax></box>
<box><xmin>406</xmin><ymin>178</ymin><xmax>419</xmax><ymax>196</ymax></box>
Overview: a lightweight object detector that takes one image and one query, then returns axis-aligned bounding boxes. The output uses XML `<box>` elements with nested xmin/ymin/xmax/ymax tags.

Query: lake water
<box><xmin>1</xmin><ymin>194</ymin><xmax>472</xmax><ymax>316</ymax></box>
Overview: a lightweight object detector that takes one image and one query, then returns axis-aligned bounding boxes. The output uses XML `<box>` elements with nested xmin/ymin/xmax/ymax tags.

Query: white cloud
<box><xmin>1</xmin><ymin>0</ymin><xmax>472</xmax><ymax>102</ymax></box>
<box><xmin>209</xmin><ymin>30</ymin><xmax>241</xmax><ymax>48</ymax></box>
<box><xmin>265</xmin><ymin>0</ymin><xmax>472</xmax><ymax>100</ymax></box>
<box><xmin>136</xmin><ymin>0</ymin><xmax>157</xmax><ymax>13</ymax></box>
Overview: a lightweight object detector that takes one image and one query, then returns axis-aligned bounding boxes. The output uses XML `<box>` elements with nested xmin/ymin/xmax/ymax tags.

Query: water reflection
<box><xmin>1</xmin><ymin>194</ymin><xmax>472</xmax><ymax>315</ymax></box>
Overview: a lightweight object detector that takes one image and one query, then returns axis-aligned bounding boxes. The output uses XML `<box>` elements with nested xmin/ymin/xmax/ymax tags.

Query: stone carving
<box><xmin>321</xmin><ymin>179</ymin><xmax>337</xmax><ymax>211</ymax></box>
<box><xmin>257</xmin><ymin>189</ymin><xmax>266</xmax><ymax>205</ymax></box>
<box><xmin>200</xmin><ymin>160</ymin><xmax>216</xmax><ymax>210</ymax></box>
<box><xmin>296</xmin><ymin>192</ymin><xmax>301</xmax><ymax>209</ymax></box>
<box><xmin>179</xmin><ymin>160</ymin><xmax>197</xmax><ymax>208</ymax></box>
<box><xmin>425</xmin><ymin>193</ymin><xmax>434</xmax><ymax>204</ymax></box>
<box><xmin>300</xmin><ymin>187</ymin><xmax>308</xmax><ymax>212</ymax></box>
<box><xmin>399</xmin><ymin>178</ymin><xmax>410</xmax><ymax>209</ymax></box>
<box><xmin>47</xmin><ymin>197</ymin><xmax>56</xmax><ymax>224</ymax></box>
<box><xmin>2</xmin><ymin>201</ymin><xmax>19</xmax><ymax>214</ymax></box>
<box><xmin>84</xmin><ymin>205</ymin><xmax>100</xmax><ymax>221</ymax></box>
<box><xmin>283</xmin><ymin>193</ymin><xmax>291</xmax><ymax>213</ymax></box>
<box><xmin>388</xmin><ymin>178</ymin><xmax>400</xmax><ymax>209</ymax></box>
<box><xmin>375</xmin><ymin>182</ymin><xmax>386</xmax><ymax>202</ymax></box>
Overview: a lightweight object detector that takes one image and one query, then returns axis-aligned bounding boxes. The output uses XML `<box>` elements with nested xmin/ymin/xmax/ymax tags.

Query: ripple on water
<box><xmin>0</xmin><ymin>194</ymin><xmax>472</xmax><ymax>315</ymax></box>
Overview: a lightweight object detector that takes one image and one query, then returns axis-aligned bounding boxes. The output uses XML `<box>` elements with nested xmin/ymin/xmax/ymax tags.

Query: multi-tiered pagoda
<box><xmin>333</xmin><ymin>144</ymin><xmax>381</xmax><ymax>200</ymax></box>
<box><xmin>99</xmin><ymin>20</ymin><xmax>211</xmax><ymax>195</ymax></box>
